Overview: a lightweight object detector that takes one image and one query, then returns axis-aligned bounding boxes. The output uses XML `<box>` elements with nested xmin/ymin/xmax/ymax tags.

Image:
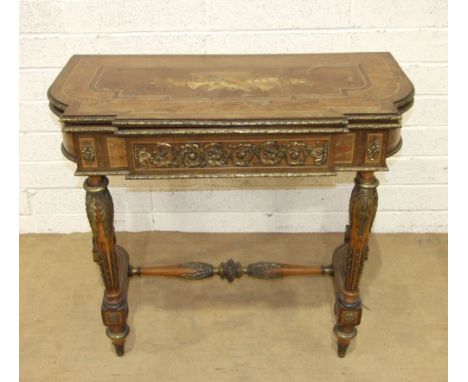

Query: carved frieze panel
<box><xmin>131</xmin><ymin>139</ymin><xmax>330</xmax><ymax>171</ymax></box>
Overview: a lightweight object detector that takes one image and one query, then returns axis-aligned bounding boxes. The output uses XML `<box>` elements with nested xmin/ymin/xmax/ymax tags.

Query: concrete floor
<box><xmin>20</xmin><ymin>232</ymin><xmax>447</xmax><ymax>382</ymax></box>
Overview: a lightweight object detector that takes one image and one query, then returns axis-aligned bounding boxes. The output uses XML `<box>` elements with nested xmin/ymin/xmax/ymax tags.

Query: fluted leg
<box><xmin>91</xmin><ymin>237</ymin><xmax>99</xmax><ymax>263</ymax></box>
<box><xmin>334</xmin><ymin>171</ymin><xmax>378</xmax><ymax>357</ymax></box>
<box><xmin>84</xmin><ymin>176</ymin><xmax>130</xmax><ymax>356</ymax></box>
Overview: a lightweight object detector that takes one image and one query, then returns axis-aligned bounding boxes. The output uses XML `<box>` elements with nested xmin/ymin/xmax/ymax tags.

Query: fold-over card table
<box><xmin>48</xmin><ymin>53</ymin><xmax>414</xmax><ymax>357</ymax></box>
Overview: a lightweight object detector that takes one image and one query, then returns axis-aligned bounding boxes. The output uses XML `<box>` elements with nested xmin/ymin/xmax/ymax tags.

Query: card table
<box><xmin>48</xmin><ymin>53</ymin><xmax>414</xmax><ymax>357</ymax></box>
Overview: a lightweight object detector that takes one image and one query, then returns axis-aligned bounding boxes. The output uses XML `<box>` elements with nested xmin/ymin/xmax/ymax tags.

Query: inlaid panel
<box><xmin>106</xmin><ymin>137</ymin><xmax>128</xmax><ymax>168</ymax></box>
<box><xmin>335</xmin><ymin>134</ymin><xmax>356</xmax><ymax>164</ymax></box>
<box><xmin>95</xmin><ymin>65</ymin><xmax>368</xmax><ymax>99</ymax></box>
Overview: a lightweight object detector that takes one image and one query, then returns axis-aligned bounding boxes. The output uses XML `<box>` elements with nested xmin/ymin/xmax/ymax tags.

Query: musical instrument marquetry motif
<box><xmin>162</xmin><ymin>74</ymin><xmax>310</xmax><ymax>93</ymax></box>
<box><xmin>98</xmin><ymin>64</ymin><xmax>371</xmax><ymax>101</ymax></box>
<box><xmin>48</xmin><ymin>53</ymin><xmax>415</xmax><ymax>358</ymax></box>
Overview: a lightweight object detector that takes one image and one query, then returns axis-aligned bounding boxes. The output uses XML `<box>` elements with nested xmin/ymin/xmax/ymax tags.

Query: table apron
<box><xmin>68</xmin><ymin>130</ymin><xmax>394</xmax><ymax>177</ymax></box>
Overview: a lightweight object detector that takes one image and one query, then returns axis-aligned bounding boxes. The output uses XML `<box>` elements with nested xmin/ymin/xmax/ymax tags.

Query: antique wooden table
<box><xmin>48</xmin><ymin>53</ymin><xmax>414</xmax><ymax>357</ymax></box>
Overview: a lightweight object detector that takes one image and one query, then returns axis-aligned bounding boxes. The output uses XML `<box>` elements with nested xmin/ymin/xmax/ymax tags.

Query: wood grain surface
<box><xmin>48</xmin><ymin>53</ymin><xmax>414</xmax><ymax>125</ymax></box>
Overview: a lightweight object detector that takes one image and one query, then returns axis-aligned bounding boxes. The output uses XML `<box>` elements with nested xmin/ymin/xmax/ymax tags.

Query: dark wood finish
<box><xmin>49</xmin><ymin>53</ymin><xmax>414</xmax><ymax>357</ymax></box>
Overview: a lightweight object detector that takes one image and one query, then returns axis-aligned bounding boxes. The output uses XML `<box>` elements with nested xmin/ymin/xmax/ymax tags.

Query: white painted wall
<box><xmin>19</xmin><ymin>0</ymin><xmax>448</xmax><ymax>233</ymax></box>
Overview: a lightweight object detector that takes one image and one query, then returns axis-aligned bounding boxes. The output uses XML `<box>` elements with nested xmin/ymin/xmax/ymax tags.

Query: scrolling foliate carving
<box><xmin>84</xmin><ymin>177</ymin><xmax>119</xmax><ymax>292</ymax></box>
<box><xmin>247</xmin><ymin>262</ymin><xmax>282</xmax><ymax>279</ymax></box>
<box><xmin>310</xmin><ymin>142</ymin><xmax>329</xmax><ymax>166</ymax></box>
<box><xmin>133</xmin><ymin>140</ymin><xmax>329</xmax><ymax>170</ymax></box>
<box><xmin>179</xmin><ymin>262</ymin><xmax>215</xmax><ymax>280</ymax></box>
<box><xmin>345</xmin><ymin>174</ymin><xmax>378</xmax><ymax>291</ymax></box>
<box><xmin>85</xmin><ymin>188</ymin><xmax>114</xmax><ymax>239</ymax></box>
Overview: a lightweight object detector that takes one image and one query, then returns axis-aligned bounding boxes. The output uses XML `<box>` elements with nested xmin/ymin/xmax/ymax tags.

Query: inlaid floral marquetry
<box><xmin>132</xmin><ymin>139</ymin><xmax>329</xmax><ymax>170</ymax></box>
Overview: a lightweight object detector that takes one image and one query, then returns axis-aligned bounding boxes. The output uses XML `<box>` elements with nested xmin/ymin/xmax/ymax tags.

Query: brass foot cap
<box><xmin>333</xmin><ymin>325</ymin><xmax>357</xmax><ymax>340</ymax></box>
<box><xmin>106</xmin><ymin>325</ymin><xmax>130</xmax><ymax>341</ymax></box>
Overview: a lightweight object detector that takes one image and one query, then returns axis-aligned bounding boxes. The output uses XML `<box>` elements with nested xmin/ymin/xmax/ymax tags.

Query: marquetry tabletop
<box><xmin>49</xmin><ymin>53</ymin><xmax>413</xmax><ymax>125</ymax></box>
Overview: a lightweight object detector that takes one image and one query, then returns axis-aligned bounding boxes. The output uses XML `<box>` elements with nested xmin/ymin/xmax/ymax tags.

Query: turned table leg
<box><xmin>334</xmin><ymin>171</ymin><xmax>378</xmax><ymax>357</ymax></box>
<box><xmin>84</xmin><ymin>176</ymin><xmax>130</xmax><ymax>356</ymax></box>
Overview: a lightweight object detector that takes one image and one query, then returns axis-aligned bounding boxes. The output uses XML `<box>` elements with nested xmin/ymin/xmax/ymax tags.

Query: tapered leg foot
<box><xmin>337</xmin><ymin>343</ymin><xmax>349</xmax><ymax>358</ymax></box>
<box><xmin>106</xmin><ymin>326</ymin><xmax>130</xmax><ymax>357</ymax></box>
<box><xmin>114</xmin><ymin>344</ymin><xmax>125</xmax><ymax>357</ymax></box>
<box><xmin>334</xmin><ymin>325</ymin><xmax>357</xmax><ymax>358</ymax></box>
